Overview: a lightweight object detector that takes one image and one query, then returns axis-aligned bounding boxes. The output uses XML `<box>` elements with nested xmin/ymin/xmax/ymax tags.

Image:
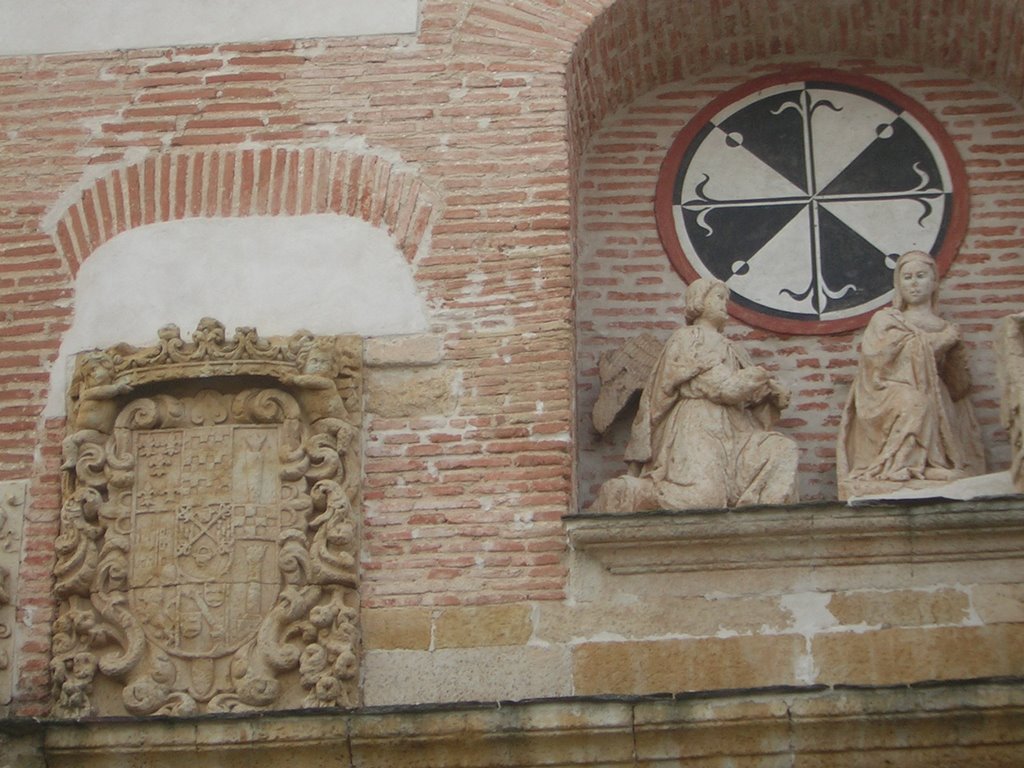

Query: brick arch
<box><xmin>567</xmin><ymin>0</ymin><xmax>1024</xmax><ymax>164</ymax></box>
<box><xmin>51</xmin><ymin>147</ymin><xmax>435</xmax><ymax>276</ymax></box>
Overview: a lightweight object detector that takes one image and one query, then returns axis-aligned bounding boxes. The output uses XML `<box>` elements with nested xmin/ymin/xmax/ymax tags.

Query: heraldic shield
<box><xmin>52</xmin><ymin>322</ymin><xmax>362</xmax><ymax>717</ymax></box>
<box><xmin>130</xmin><ymin>421</ymin><xmax>286</xmax><ymax>660</ymax></box>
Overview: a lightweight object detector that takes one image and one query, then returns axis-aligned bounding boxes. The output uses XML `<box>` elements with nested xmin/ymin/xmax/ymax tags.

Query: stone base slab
<box><xmin>567</xmin><ymin>496</ymin><xmax>1024</xmax><ymax>573</ymax></box>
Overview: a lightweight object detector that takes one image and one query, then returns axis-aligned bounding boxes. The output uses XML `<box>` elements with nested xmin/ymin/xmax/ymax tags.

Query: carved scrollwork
<box><xmin>298</xmin><ymin>601</ymin><xmax>359</xmax><ymax>708</ymax></box>
<box><xmin>113</xmin><ymin>318</ymin><xmax>286</xmax><ymax>372</ymax></box>
<box><xmin>0</xmin><ymin>482</ymin><xmax>27</xmax><ymax>705</ymax></box>
<box><xmin>53</xmin><ymin>488</ymin><xmax>104</xmax><ymax>598</ymax></box>
<box><xmin>309</xmin><ymin>480</ymin><xmax>358</xmax><ymax>587</ymax></box>
<box><xmin>53</xmin><ymin>321</ymin><xmax>362</xmax><ymax>717</ymax></box>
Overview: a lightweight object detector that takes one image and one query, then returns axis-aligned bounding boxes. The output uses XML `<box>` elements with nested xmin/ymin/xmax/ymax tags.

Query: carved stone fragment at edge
<box><xmin>0</xmin><ymin>480</ymin><xmax>27</xmax><ymax>707</ymax></box>
<box><xmin>53</xmin><ymin>319</ymin><xmax>362</xmax><ymax>717</ymax></box>
<box><xmin>591</xmin><ymin>333</ymin><xmax>662</xmax><ymax>436</ymax></box>
<box><xmin>997</xmin><ymin>311</ymin><xmax>1024</xmax><ymax>492</ymax></box>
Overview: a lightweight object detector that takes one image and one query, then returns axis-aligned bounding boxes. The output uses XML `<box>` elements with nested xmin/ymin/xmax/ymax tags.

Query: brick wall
<box><xmin>2</xmin><ymin>0</ymin><xmax>1024</xmax><ymax>714</ymax></box>
<box><xmin>0</xmin><ymin>1</ymin><xmax>585</xmax><ymax>712</ymax></box>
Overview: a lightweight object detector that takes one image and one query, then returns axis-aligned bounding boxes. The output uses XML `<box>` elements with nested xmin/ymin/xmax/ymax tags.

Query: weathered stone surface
<box><xmin>812</xmin><ymin>624</ymin><xmax>1024</xmax><ymax>685</ymax></box>
<box><xmin>53</xmin><ymin>321</ymin><xmax>363</xmax><ymax>717</ymax></box>
<box><xmin>847</xmin><ymin>470</ymin><xmax>1015</xmax><ymax>503</ymax></box>
<box><xmin>837</xmin><ymin>251</ymin><xmax>985</xmax><ymax>500</ymax></box>
<box><xmin>827</xmin><ymin>588</ymin><xmax>970</xmax><ymax>628</ymax></box>
<box><xmin>0</xmin><ymin>731</ymin><xmax>45</xmax><ymax>768</ymax></box>
<box><xmin>570</xmin><ymin>552</ymin><xmax>1021</xmax><ymax>609</ymax></box>
<box><xmin>362</xmin><ymin>607</ymin><xmax>432</xmax><ymax>651</ymax></box>
<box><xmin>997</xmin><ymin>311</ymin><xmax>1024</xmax><ymax>492</ymax></box>
<box><xmin>535</xmin><ymin>596</ymin><xmax>789</xmax><ymax>643</ymax></box>
<box><xmin>362</xmin><ymin>647</ymin><xmax>571</xmax><ymax>706</ymax></box>
<box><xmin>592</xmin><ymin>278</ymin><xmax>798</xmax><ymax>513</ymax></box>
<box><xmin>635</xmin><ymin>698</ymin><xmax>792</xmax><ymax>764</ymax></box>
<box><xmin>0</xmin><ymin>480</ymin><xmax>26</xmax><ymax>710</ymax></box>
<box><xmin>572</xmin><ymin>635</ymin><xmax>805</xmax><ymax>696</ymax></box>
<box><xmin>971</xmin><ymin>583</ymin><xmax>1024</xmax><ymax>624</ymax></box>
<box><xmin>787</xmin><ymin>682</ymin><xmax>1024</xmax><ymax>766</ymax></box>
<box><xmin>42</xmin><ymin>716</ymin><xmax>350</xmax><ymax>768</ymax></box>
<box><xmin>795</xmin><ymin>746</ymin><xmax>1024</xmax><ymax>768</ymax></box>
<box><xmin>349</xmin><ymin>700</ymin><xmax>635</xmax><ymax>768</ymax></box>
<box><xmin>434</xmin><ymin>603</ymin><xmax>532</xmax><ymax>648</ymax></box>
<box><xmin>565</xmin><ymin>493</ymin><xmax>1024</xmax><ymax>589</ymax></box>
<box><xmin>363</xmin><ymin>334</ymin><xmax>444</xmax><ymax>367</ymax></box>
<box><xmin>591</xmin><ymin>332</ymin><xmax>661</xmax><ymax>435</ymax></box>
<box><xmin>365</xmin><ymin>367</ymin><xmax>456</xmax><ymax>417</ymax></box>
<box><xmin>17</xmin><ymin>680</ymin><xmax>1022</xmax><ymax>767</ymax></box>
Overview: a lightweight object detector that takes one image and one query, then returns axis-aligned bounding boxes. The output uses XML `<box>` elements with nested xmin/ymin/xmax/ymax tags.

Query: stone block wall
<box><xmin>352</xmin><ymin>499</ymin><xmax>1024</xmax><ymax>706</ymax></box>
<box><xmin>361</xmin><ymin>577</ymin><xmax>1024</xmax><ymax>705</ymax></box>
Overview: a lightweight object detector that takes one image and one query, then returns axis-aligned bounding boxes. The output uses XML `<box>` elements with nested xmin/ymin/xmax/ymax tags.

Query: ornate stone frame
<box><xmin>53</xmin><ymin>320</ymin><xmax>362</xmax><ymax>717</ymax></box>
<box><xmin>0</xmin><ymin>481</ymin><xmax>26</xmax><ymax>709</ymax></box>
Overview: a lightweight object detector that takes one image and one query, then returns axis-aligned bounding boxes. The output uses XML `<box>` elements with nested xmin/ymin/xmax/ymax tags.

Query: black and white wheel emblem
<box><xmin>655</xmin><ymin>69</ymin><xmax>968</xmax><ymax>334</ymax></box>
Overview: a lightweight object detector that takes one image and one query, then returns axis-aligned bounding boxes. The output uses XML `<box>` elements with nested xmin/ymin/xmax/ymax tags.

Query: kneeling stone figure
<box><xmin>591</xmin><ymin>278</ymin><xmax>799</xmax><ymax>513</ymax></box>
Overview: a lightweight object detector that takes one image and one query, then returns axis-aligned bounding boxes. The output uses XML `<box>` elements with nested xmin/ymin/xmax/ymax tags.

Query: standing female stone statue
<box><xmin>837</xmin><ymin>250</ymin><xmax>985</xmax><ymax>499</ymax></box>
<box><xmin>592</xmin><ymin>278</ymin><xmax>799</xmax><ymax>511</ymax></box>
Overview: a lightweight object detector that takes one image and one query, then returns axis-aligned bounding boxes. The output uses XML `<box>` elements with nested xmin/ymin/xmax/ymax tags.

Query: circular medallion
<box><xmin>655</xmin><ymin>69</ymin><xmax>968</xmax><ymax>335</ymax></box>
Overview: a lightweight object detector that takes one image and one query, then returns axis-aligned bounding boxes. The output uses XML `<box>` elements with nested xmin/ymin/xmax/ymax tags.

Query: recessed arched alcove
<box><xmin>41</xmin><ymin>145</ymin><xmax>439</xmax><ymax>419</ymax></box>
<box><xmin>567</xmin><ymin>0</ymin><xmax>1024</xmax><ymax>505</ymax></box>
<box><xmin>45</xmin><ymin>215</ymin><xmax>430</xmax><ymax>418</ymax></box>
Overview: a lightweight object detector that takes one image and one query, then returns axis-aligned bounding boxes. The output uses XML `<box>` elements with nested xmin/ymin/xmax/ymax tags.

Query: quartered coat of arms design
<box><xmin>655</xmin><ymin>69</ymin><xmax>968</xmax><ymax>334</ymax></box>
<box><xmin>52</xmin><ymin>320</ymin><xmax>362</xmax><ymax>717</ymax></box>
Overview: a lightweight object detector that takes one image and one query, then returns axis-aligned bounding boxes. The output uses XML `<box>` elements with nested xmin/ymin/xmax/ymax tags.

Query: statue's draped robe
<box><xmin>838</xmin><ymin>308</ymin><xmax>985</xmax><ymax>489</ymax></box>
<box><xmin>623</xmin><ymin>325</ymin><xmax>798</xmax><ymax>509</ymax></box>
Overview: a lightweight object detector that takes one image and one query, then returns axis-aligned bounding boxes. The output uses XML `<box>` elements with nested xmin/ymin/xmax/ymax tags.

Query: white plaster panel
<box><xmin>0</xmin><ymin>0</ymin><xmax>418</xmax><ymax>55</ymax></box>
<box><xmin>46</xmin><ymin>215</ymin><xmax>429</xmax><ymax>417</ymax></box>
<box><xmin>0</xmin><ymin>480</ymin><xmax>27</xmax><ymax>708</ymax></box>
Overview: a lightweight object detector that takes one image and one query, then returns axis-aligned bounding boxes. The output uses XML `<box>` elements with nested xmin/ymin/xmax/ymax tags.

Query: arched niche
<box><xmin>568</xmin><ymin>0</ymin><xmax>1024</xmax><ymax>505</ymax></box>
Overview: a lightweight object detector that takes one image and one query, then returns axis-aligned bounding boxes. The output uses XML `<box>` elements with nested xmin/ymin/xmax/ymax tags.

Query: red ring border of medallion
<box><xmin>653</xmin><ymin>68</ymin><xmax>969</xmax><ymax>336</ymax></box>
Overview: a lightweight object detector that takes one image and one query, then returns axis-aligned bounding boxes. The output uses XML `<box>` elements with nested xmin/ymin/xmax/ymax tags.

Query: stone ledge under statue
<box><xmin>569</xmin><ymin>493</ymin><xmax>1024</xmax><ymax>583</ymax></box>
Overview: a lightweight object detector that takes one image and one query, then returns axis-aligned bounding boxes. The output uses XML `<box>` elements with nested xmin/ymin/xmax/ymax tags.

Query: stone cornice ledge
<box><xmin>565</xmin><ymin>496</ymin><xmax>1024</xmax><ymax>574</ymax></box>
<box><xmin>2</xmin><ymin>680</ymin><xmax>1022</xmax><ymax>767</ymax></box>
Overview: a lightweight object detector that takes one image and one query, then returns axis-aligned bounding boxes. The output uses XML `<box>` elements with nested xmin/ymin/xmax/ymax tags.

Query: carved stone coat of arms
<box><xmin>52</xmin><ymin>320</ymin><xmax>361</xmax><ymax>717</ymax></box>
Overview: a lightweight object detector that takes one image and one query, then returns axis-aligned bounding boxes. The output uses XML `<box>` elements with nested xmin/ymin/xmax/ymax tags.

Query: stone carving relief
<box><xmin>591</xmin><ymin>278</ymin><xmax>799</xmax><ymax>512</ymax></box>
<box><xmin>53</xmin><ymin>320</ymin><xmax>361</xmax><ymax>717</ymax></box>
<box><xmin>837</xmin><ymin>251</ymin><xmax>985</xmax><ymax>500</ymax></box>
<box><xmin>0</xmin><ymin>480</ymin><xmax>26</xmax><ymax>708</ymax></box>
<box><xmin>591</xmin><ymin>333</ymin><xmax>662</xmax><ymax>436</ymax></box>
<box><xmin>997</xmin><ymin>311</ymin><xmax>1024</xmax><ymax>492</ymax></box>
